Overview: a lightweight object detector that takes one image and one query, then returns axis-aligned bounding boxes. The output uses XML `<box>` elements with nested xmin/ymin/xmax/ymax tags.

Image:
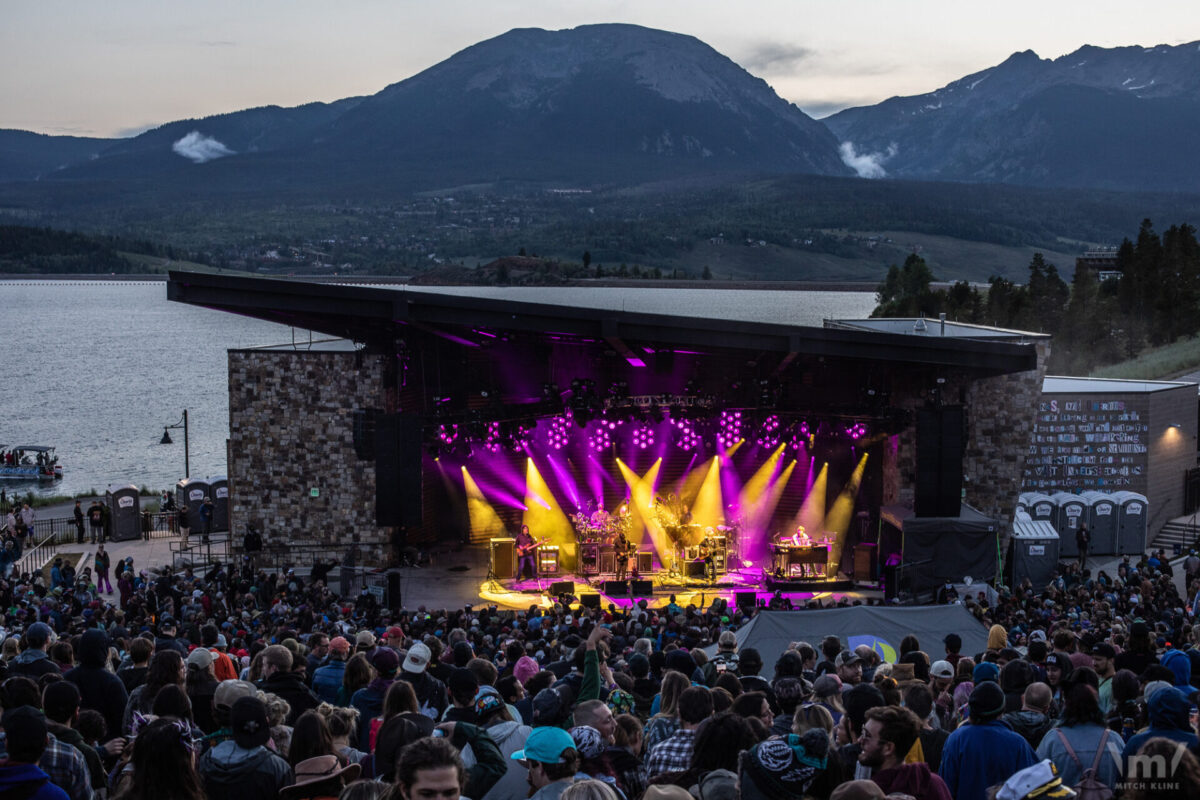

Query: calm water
<box><xmin>3</xmin><ymin>280</ymin><xmax>876</xmax><ymax>500</ymax></box>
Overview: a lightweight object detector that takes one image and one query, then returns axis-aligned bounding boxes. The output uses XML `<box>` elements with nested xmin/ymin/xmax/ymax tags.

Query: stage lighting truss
<box><xmin>717</xmin><ymin>410</ymin><xmax>742</xmax><ymax>449</ymax></box>
<box><xmin>632</xmin><ymin>425</ymin><xmax>655</xmax><ymax>449</ymax></box>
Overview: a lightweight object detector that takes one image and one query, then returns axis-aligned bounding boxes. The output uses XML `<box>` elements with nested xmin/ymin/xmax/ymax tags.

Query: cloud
<box><xmin>839</xmin><ymin>141</ymin><xmax>898</xmax><ymax>179</ymax></box>
<box><xmin>172</xmin><ymin>131</ymin><xmax>235</xmax><ymax>164</ymax></box>
<box><xmin>738</xmin><ymin>41</ymin><xmax>814</xmax><ymax>73</ymax></box>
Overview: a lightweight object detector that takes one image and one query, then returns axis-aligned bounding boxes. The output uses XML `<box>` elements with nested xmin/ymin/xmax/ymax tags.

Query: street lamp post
<box><xmin>161</xmin><ymin>410</ymin><xmax>189</xmax><ymax>479</ymax></box>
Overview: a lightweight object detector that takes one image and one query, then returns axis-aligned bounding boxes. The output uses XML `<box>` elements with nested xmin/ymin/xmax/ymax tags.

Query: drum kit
<box><xmin>571</xmin><ymin>506</ymin><xmax>631</xmax><ymax>544</ymax></box>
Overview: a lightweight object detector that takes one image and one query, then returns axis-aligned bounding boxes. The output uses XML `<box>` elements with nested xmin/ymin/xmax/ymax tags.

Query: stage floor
<box><xmin>391</xmin><ymin>544</ymin><xmax>883</xmax><ymax>612</ymax></box>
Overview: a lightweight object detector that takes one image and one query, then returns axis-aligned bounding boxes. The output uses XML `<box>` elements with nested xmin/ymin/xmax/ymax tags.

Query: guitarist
<box><xmin>515</xmin><ymin>524</ymin><xmax>538</xmax><ymax>580</ymax></box>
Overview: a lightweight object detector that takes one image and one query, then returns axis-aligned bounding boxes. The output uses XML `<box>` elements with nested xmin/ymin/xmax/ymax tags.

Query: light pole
<box><xmin>161</xmin><ymin>410</ymin><xmax>189</xmax><ymax>479</ymax></box>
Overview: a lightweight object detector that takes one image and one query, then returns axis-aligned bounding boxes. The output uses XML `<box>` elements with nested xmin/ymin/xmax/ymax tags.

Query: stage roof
<box><xmin>167</xmin><ymin>271</ymin><xmax>1039</xmax><ymax>375</ymax></box>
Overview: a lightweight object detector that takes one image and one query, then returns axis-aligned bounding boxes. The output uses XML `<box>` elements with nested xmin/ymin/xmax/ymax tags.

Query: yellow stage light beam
<box><xmin>760</xmin><ymin>458</ymin><xmax>797</xmax><ymax>533</ymax></box>
<box><xmin>722</xmin><ymin>438</ymin><xmax>745</xmax><ymax>458</ymax></box>
<box><xmin>795</xmin><ymin>463</ymin><xmax>828</xmax><ymax>536</ymax></box>
<box><xmin>462</xmin><ymin>468</ymin><xmax>507</xmax><ymax>541</ymax></box>
<box><xmin>616</xmin><ymin>459</ymin><xmax>671</xmax><ymax>562</ymax></box>
<box><xmin>738</xmin><ymin>444</ymin><xmax>787</xmax><ymax>536</ymax></box>
<box><xmin>523</xmin><ymin>458</ymin><xmax>576</xmax><ymax>566</ymax></box>
<box><xmin>825</xmin><ymin>453</ymin><xmax>870</xmax><ymax>572</ymax></box>
<box><xmin>690</xmin><ymin>457</ymin><xmax>726</xmax><ymax>533</ymax></box>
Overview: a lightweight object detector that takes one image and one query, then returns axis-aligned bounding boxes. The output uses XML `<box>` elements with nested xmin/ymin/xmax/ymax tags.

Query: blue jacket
<box><xmin>311</xmin><ymin>658</ymin><xmax>346</xmax><ymax>704</ymax></box>
<box><xmin>351</xmin><ymin>680</ymin><xmax>391</xmax><ymax>747</ymax></box>
<box><xmin>1036</xmin><ymin>723</ymin><xmax>1125</xmax><ymax>788</ymax></box>
<box><xmin>940</xmin><ymin>720</ymin><xmax>1037</xmax><ymax>800</ymax></box>
<box><xmin>1161</xmin><ymin>649</ymin><xmax>1192</xmax><ymax>688</ymax></box>
<box><xmin>1122</xmin><ymin>685</ymin><xmax>1199</xmax><ymax>758</ymax></box>
<box><xmin>0</xmin><ymin>763</ymin><xmax>70</xmax><ymax>800</ymax></box>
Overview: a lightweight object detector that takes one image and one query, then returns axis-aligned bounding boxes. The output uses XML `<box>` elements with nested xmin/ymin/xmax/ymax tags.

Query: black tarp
<box><xmin>882</xmin><ymin>503</ymin><xmax>999</xmax><ymax>594</ymax></box>
<box><xmin>701</xmin><ymin>605</ymin><xmax>990</xmax><ymax>668</ymax></box>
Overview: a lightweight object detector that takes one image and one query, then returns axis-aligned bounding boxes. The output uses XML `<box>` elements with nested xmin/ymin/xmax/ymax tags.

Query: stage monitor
<box><xmin>603</xmin><ymin>580</ymin><xmax>629</xmax><ymax>596</ymax></box>
<box><xmin>549</xmin><ymin>580</ymin><xmax>574</xmax><ymax>597</ymax></box>
<box><xmin>580</xmin><ymin>594</ymin><xmax>601</xmax><ymax>609</ymax></box>
<box><xmin>735</xmin><ymin>591</ymin><xmax>757</xmax><ymax>610</ymax></box>
<box><xmin>630</xmin><ymin>579</ymin><xmax>653</xmax><ymax>596</ymax></box>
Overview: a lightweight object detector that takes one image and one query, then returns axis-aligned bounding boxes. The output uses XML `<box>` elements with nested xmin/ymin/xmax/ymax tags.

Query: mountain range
<box><xmin>0</xmin><ymin>25</ymin><xmax>1197</xmax><ymax>205</ymax></box>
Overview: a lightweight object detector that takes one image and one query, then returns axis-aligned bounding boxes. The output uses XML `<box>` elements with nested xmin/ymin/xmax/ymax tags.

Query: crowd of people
<box><xmin>0</xmin><ymin>545</ymin><xmax>1198</xmax><ymax>799</ymax></box>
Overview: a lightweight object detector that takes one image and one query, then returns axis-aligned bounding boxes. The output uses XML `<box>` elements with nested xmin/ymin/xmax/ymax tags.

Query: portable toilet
<box><xmin>1016</xmin><ymin>493</ymin><xmax>1035</xmax><ymax>517</ymax></box>
<box><xmin>175</xmin><ymin>478</ymin><xmax>211</xmax><ymax>533</ymax></box>
<box><xmin>106</xmin><ymin>484</ymin><xmax>141</xmax><ymax>542</ymax></box>
<box><xmin>208</xmin><ymin>476</ymin><xmax>229</xmax><ymax>532</ymax></box>
<box><xmin>1007</xmin><ymin>513</ymin><xmax>1061</xmax><ymax>589</ymax></box>
<box><xmin>1052</xmin><ymin>492</ymin><xmax>1088</xmax><ymax>558</ymax></box>
<box><xmin>1082</xmin><ymin>491</ymin><xmax>1119</xmax><ymax>556</ymax></box>
<box><xmin>1112</xmin><ymin>491</ymin><xmax>1149</xmax><ymax>555</ymax></box>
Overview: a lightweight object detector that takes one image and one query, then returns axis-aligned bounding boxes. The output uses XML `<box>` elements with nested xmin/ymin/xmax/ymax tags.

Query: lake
<box><xmin>2</xmin><ymin>280</ymin><xmax>877</xmax><ymax>500</ymax></box>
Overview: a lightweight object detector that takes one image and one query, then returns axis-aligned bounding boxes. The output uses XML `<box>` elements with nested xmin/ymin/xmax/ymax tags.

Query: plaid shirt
<box><xmin>644</xmin><ymin>727</ymin><xmax>696</xmax><ymax>778</ymax></box>
<box><xmin>40</xmin><ymin>734</ymin><xmax>94</xmax><ymax>800</ymax></box>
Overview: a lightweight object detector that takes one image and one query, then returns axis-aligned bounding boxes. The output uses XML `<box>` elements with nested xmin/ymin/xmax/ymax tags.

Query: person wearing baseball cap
<box><xmin>351</xmin><ymin>647</ymin><xmax>401</xmax><ymax>746</ymax></box>
<box><xmin>9</xmin><ymin>622</ymin><xmax>60</xmax><ymax>680</ymax></box>
<box><xmin>836</xmin><ymin>649</ymin><xmax>863</xmax><ymax>686</ymax></box>
<box><xmin>512</xmin><ymin>726</ymin><xmax>579</xmax><ymax>800</ymax></box>
<box><xmin>396</xmin><ymin>640</ymin><xmax>448</xmax><ymax>723</ymax></box>
<box><xmin>311</xmin><ymin>636</ymin><xmax>351</xmax><ymax>705</ymax></box>
<box><xmin>1091</xmin><ymin>643</ymin><xmax>1117</xmax><ymax>712</ymax></box>
<box><xmin>198</xmin><ymin>696</ymin><xmax>293</xmax><ymax>800</ymax></box>
<box><xmin>940</xmin><ymin>681</ymin><xmax>1037</xmax><ymax>800</ymax></box>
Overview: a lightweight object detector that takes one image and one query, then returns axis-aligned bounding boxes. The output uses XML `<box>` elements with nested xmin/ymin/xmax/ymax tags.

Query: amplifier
<box><xmin>538</xmin><ymin>546</ymin><xmax>560</xmax><ymax>575</ymax></box>
<box><xmin>636</xmin><ymin>551</ymin><xmax>653</xmax><ymax>573</ymax></box>
<box><xmin>712</xmin><ymin>551</ymin><xmax>727</xmax><ymax>574</ymax></box>
<box><xmin>685</xmin><ymin>560</ymin><xmax>708</xmax><ymax>578</ymax></box>
<box><xmin>599</xmin><ymin>549</ymin><xmax>616</xmax><ymax>574</ymax></box>
<box><xmin>490</xmin><ymin>538</ymin><xmax>515</xmax><ymax>579</ymax></box>
<box><xmin>579</xmin><ymin>543</ymin><xmax>600</xmax><ymax>575</ymax></box>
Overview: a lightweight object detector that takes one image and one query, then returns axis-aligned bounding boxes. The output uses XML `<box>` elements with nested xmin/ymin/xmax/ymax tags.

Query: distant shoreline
<box><xmin>0</xmin><ymin>273</ymin><xmax>878</xmax><ymax>291</ymax></box>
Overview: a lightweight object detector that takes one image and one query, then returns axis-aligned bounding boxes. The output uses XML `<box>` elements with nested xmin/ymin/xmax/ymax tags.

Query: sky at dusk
<box><xmin>4</xmin><ymin>0</ymin><xmax>1199</xmax><ymax>138</ymax></box>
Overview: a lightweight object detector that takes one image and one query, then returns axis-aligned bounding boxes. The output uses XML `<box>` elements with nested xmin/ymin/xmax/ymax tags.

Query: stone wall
<box><xmin>228</xmin><ymin>350</ymin><xmax>391</xmax><ymax>567</ymax></box>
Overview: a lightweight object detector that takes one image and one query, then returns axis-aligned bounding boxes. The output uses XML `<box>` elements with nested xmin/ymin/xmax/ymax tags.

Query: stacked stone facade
<box><xmin>227</xmin><ymin>350</ymin><xmax>390</xmax><ymax>567</ymax></box>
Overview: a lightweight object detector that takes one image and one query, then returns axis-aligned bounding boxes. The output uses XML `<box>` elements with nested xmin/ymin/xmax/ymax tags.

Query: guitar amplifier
<box><xmin>538</xmin><ymin>546</ymin><xmax>560</xmax><ymax>575</ymax></box>
<box><xmin>685</xmin><ymin>560</ymin><xmax>708</xmax><ymax>578</ymax></box>
<box><xmin>490</xmin><ymin>538</ymin><xmax>515</xmax><ymax>579</ymax></box>
<box><xmin>580</xmin><ymin>544</ymin><xmax>600</xmax><ymax>575</ymax></box>
<box><xmin>599</xmin><ymin>548</ymin><xmax>616</xmax><ymax>574</ymax></box>
<box><xmin>636</xmin><ymin>551</ymin><xmax>653</xmax><ymax>573</ymax></box>
<box><xmin>712</xmin><ymin>551</ymin><xmax>727</xmax><ymax>574</ymax></box>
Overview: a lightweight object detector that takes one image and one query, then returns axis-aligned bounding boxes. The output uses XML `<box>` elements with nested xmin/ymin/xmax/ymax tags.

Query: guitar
<box><xmin>516</xmin><ymin>537</ymin><xmax>548</xmax><ymax>556</ymax></box>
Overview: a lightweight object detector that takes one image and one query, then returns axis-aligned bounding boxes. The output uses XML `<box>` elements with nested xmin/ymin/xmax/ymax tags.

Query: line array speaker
<box><xmin>375</xmin><ymin>413</ymin><xmax>423</xmax><ymax>527</ymax></box>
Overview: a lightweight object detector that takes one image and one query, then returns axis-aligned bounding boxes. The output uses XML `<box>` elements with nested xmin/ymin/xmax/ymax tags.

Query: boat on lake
<box><xmin>0</xmin><ymin>445</ymin><xmax>63</xmax><ymax>480</ymax></box>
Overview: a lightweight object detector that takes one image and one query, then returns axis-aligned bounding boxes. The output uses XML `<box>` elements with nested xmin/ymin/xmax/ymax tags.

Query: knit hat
<box><xmin>371</xmin><ymin>647</ymin><xmax>400</xmax><ymax>677</ymax></box>
<box><xmin>569</xmin><ymin>725</ymin><xmax>605</xmax><ymax>759</ymax></box>
<box><xmin>973</xmin><ymin>661</ymin><xmax>1000</xmax><ymax>684</ymax></box>
<box><xmin>532</xmin><ymin>687</ymin><xmax>565</xmax><ymax>726</ymax></box>
<box><xmin>513</xmin><ymin>655</ymin><xmax>540</xmax><ymax>685</ymax></box>
<box><xmin>740</xmin><ymin>731</ymin><xmax>830</xmax><ymax>799</ymax></box>
<box><xmin>829</xmin><ymin>780</ymin><xmax>886</xmax><ymax>800</ymax></box>
<box><xmin>968</xmin><ymin>680</ymin><xmax>1007</xmax><ymax>721</ymax></box>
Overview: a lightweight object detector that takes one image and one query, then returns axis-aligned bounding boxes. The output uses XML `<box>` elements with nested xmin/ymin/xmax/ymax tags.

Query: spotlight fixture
<box><xmin>846</xmin><ymin>422</ymin><xmax>868</xmax><ymax>440</ymax></box>
<box><xmin>674</xmin><ymin>419</ymin><xmax>700</xmax><ymax>451</ymax></box>
<box><xmin>546</xmin><ymin>415</ymin><xmax>572</xmax><ymax>450</ymax></box>
<box><xmin>588</xmin><ymin>425</ymin><xmax>612</xmax><ymax>452</ymax></box>
<box><xmin>757</xmin><ymin>414</ymin><xmax>781</xmax><ymax>448</ymax></box>
<box><xmin>632</xmin><ymin>425</ymin><xmax>655</xmax><ymax>450</ymax></box>
<box><xmin>483</xmin><ymin>421</ymin><xmax>503</xmax><ymax>453</ymax></box>
<box><xmin>437</xmin><ymin>423</ymin><xmax>458</xmax><ymax>445</ymax></box>
<box><xmin>717</xmin><ymin>410</ymin><xmax>742</xmax><ymax>449</ymax></box>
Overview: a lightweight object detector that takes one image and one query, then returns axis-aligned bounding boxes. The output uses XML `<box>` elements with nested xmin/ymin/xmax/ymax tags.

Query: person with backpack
<box><xmin>1036</xmin><ymin>678</ymin><xmax>1124</xmax><ymax>794</ymax></box>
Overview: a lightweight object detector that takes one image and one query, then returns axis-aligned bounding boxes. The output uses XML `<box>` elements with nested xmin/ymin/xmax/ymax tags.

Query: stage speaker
<box><xmin>580</xmin><ymin>594</ymin><xmax>601</xmax><ymax>609</ymax></box>
<box><xmin>549</xmin><ymin>580</ymin><xmax>574</xmax><ymax>597</ymax></box>
<box><xmin>630</xmin><ymin>579</ymin><xmax>653</xmax><ymax>596</ymax></box>
<box><xmin>736</xmin><ymin>591</ymin><xmax>757</xmax><ymax>610</ymax></box>
<box><xmin>490</xmin><ymin>538</ymin><xmax>515</xmax><ymax>579</ymax></box>
<box><xmin>604</xmin><ymin>580</ymin><xmax>629</xmax><ymax>596</ymax></box>
<box><xmin>916</xmin><ymin>405</ymin><xmax>965</xmax><ymax>517</ymax></box>
<box><xmin>853</xmin><ymin>543</ymin><xmax>877</xmax><ymax>582</ymax></box>
<box><xmin>637</xmin><ymin>552</ymin><xmax>653</xmax><ymax>573</ymax></box>
<box><xmin>685</xmin><ymin>561</ymin><xmax>707</xmax><ymax>578</ymax></box>
<box><xmin>375</xmin><ymin>413</ymin><xmax>423</xmax><ymax>527</ymax></box>
<box><xmin>352</xmin><ymin>408</ymin><xmax>380</xmax><ymax>460</ymax></box>
<box><xmin>385</xmin><ymin>571</ymin><xmax>401</xmax><ymax>609</ymax></box>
